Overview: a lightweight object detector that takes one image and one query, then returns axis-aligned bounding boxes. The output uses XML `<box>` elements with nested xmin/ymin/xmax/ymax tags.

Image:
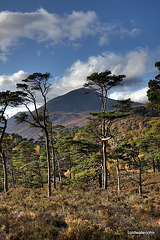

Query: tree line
<box><xmin>0</xmin><ymin>62</ymin><xmax>159</xmax><ymax>196</ymax></box>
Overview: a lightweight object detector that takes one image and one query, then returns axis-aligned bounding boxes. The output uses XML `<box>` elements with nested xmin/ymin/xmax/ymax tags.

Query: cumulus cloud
<box><xmin>5</xmin><ymin>103</ymin><xmax>43</xmax><ymax>118</ymax></box>
<box><xmin>0</xmin><ymin>70</ymin><xmax>47</xmax><ymax>105</ymax></box>
<box><xmin>109</xmin><ymin>87</ymin><xmax>149</xmax><ymax>103</ymax></box>
<box><xmin>0</xmin><ymin>8</ymin><xmax>97</xmax><ymax>59</ymax></box>
<box><xmin>0</xmin><ymin>8</ymin><xmax>140</xmax><ymax>61</ymax></box>
<box><xmin>5</xmin><ymin>106</ymin><xmax>28</xmax><ymax>118</ymax></box>
<box><xmin>0</xmin><ymin>70</ymin><xmax>29</xmax><ymax>91</ymax></box>
<box><xmin>50</xmin><ymin>48</ymin><xmax>149</xmax><ymax>101</ymax></box>
<box><xmin>0</xmin><ymin>70</ymin><xmax>29</xmax><ymax>117</ymax></box>
<box><xmin>1</xmin><ymin>48</ymin><xmax>150</xmax><ymax>117</ymax></box>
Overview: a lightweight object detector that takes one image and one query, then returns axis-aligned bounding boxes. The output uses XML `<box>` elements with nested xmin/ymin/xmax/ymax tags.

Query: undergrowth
<box><xmin>0</xmin><ymin>172</ymin><xmax>160</xmax><ymax>239</ymax></box>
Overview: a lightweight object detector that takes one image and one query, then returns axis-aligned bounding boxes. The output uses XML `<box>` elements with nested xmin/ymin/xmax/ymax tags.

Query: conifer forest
<box><xmin>0</xmin><ymin>63</ymin><xmax>160</xmax><ymax>239</ymax></box>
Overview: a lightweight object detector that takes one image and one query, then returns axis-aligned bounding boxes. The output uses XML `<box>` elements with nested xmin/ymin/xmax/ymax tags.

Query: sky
<box><xmin>0</xmin><ymin>0</ymin><xmax>160</xmax><ymax>117</ymax></box>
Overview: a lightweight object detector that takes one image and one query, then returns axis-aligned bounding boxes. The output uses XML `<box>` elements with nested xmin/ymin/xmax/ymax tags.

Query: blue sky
<box><xmin>0</xmin><ymin>0</ymin><xmax>160</xmax><ymax>116</ymax></box>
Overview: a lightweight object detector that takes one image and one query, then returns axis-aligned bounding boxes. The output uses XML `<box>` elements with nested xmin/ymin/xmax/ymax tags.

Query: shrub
<box><xmin>60</xmin><ymin>219</ymin><xmax>103</xmax><ymax>240</ymax></box>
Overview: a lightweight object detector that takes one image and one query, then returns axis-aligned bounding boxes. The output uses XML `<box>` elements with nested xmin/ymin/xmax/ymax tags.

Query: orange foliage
<box><xmin>35</xmin><ymin>145</ymin><xmax>40</xmax><ymax>154</ymax></box>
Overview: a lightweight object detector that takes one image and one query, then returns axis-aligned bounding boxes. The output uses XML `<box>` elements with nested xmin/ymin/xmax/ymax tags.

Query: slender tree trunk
<box><xmin>98</xmin><ymin>172</ymin><xmax>102</xmax><ymax>188</ymax></box>
<box><xmin>69</xmin><ymin>156</ymin><xmax>72</xmax><ymax>179</ymax></box>
<box><xmin>37</xmin><ymin>161</ymin><xmax>43</xmax><ymax>188</ymax></box>
<box><xmin>10</xmin><ymin>158</ymin><xmax>15</xmax><ymax>188</ymax></box>
<box><xmin>38</xmin><ymin>145</ymin><xmax>44</xmax><ymax>187</ymax></box>
<box><xmin>102</xmin><ymin>140</ymin><xmax>107</xmax><ymax>189</ymax></box>
<box><xmin>39</xmin><ymin>171</ymin><xmax>44</xmax><ymax>188</ymax></box>
<box><xmin>131</xmin><ymin>164</ymin><xmax>134</xmax><ymax>177</ymax></box>
<box><xmin>45</xmin><ymin>131</ymin><xmax>51</xmax><ymax>197</ymax></box>
<box><xmin>4</xmin><ymin>215</ymin><xmax>9</xmax><ymax>234</ymax></box>
<box><xmin>0</xmin><ymin>117</ymin><xmax>8</xmax><ymax>192</ymax></box>
<box><xmin>0</xmin><ymin>146</ymin><xmax>8</xmax><ymax>192</ymax></box>
<box><xmin>139</xmin><ymin>161</ymin><xmax>142</xmax><ymax>195</ymax></box>
<box><xmin>152</xmin><ymin>158</ymin><xmax>156</xmax><ymax>173</ymax></box>
<box><xmin>102</xmin><ymin>119</ymin><xmax>108</xmax><ymax>189</ymax></box>
<box><xmin>51</xmin><ymin>141</ymin><xmax>56</xmax><ymax>189</ymax></box>
<box><xmin>57</xmin><ymin>159</ymin><xmax>62</xmax><ymax>183</ymax></box>
<box><xmin>116</xmin><ymin>159</ymin><xmax>121</xmax><ymax>193</ymax></box>
<box><xmin>24</xmin><ymin>173</ymin><xmax>27</xmax><ymax>188</ymax></box>
<box><xmin>156</xmin><ymin>159</ymin><xmax>160</xmax><ymax>172</ymax></box>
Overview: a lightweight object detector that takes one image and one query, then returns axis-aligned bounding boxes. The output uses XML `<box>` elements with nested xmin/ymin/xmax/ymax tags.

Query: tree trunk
<box><xmin>10</xmin><ymin>158</ymin><xmax>15</xmax><ymax>188</ymax></box>
<box><xmin>139</xmin><ymin>161</ymin><xmax>142</xmax><ymax>195</ymax></box>
<box><xmin>39</xmin><ymin>172</ymin><xmax>44</xmax><ymax>188</ymax></box>
<box><xmin>102</xmin><ymin>119</ymin><xmax>108</xmax><ymax>190</ymax></box>
<box><xmin>57</xmin><ymin>159</ymin><xmax>62</xmax><ymax>183</ymax></box>
<box><xmin>24</xmin><ymin>173</ymin><xmax>27</xmax><ymax>188</ymax></box>
<box><xmin>152</xmin><ymin>158</ymin><xmax>156</xmax><ymax>173</ymax></box>
<box><xmin>45</xmin><ymin>131</ymin><xmax>51</xmax><ymax>197</ymax></box>
<box><xmin>0</xmin><ymin>146</ymin><xmax>8</xmax><ymax>192</ymax></box>
<box><xmin>156</xmin><ymin>159</ymin><xmax>160</xmax><ymax>172</ymax></box>
<box><xmin>51</xmin><ymin>141</ymin><xmax>56</xmax><ymax>189</ymax></box>
<box><xmin>0</xmin><ymin>117</ymin><xmax>8</xmax><ymax>192</ymax></box>
<box><xmin>37</xmin><ymin>161</ymin><xmax>43</xmax><ymax>188</ymax></box>
<box><xmin>102</xmin><ymin>140</ymin><xmax>107</xmax><ymax>189</ymax></box>
<box><xmin>116</xmin><ymin>159</ymin><xmax>121</xmax><ymax>193</ymax></box>
<box><xmin>69</xmin><ymin>155</ymin><xmax>72</xmax><ymax>179</ymax></box>
<box><xmin>98</xmin><ymin>173</ymin><xmax>102</xmax><ymax>188</ymax></box>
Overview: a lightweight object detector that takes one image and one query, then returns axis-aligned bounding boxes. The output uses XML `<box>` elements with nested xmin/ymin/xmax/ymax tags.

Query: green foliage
<box><xmin>13</xmin><ymin>141</ymin><xmax>43</xmax><ymax>188</ymax></box>
<box><xmin>147</xmin><ymin>61</ymin><xmax>160</xmax><ymax>105</ymax></box>
<box><xmin>84</xmin><ymin>70</ymin><xmax>126</xmax><ymax>112</ymax></box>
<box><xmin>1</xmin><ymin>66</ymin><xmax>160</xmax><ymax>238</ymax></box>
<box><xmin>0</xmin><ymin>90</ymin><xmax>25</xmax><ymax>108</ymax></box>
<box><xmin>140</xmin><ymin>119</ymin><xmax>160</xmax><ymax>169</ymax></box>
<box><xmin>0</xmin><ymin>91</ymin><xmax>27</xmax><ymax>193</ymax></box>
<box><xmin>16</xmin><ymin>72</ymin><xmax>53</xmax><ymax>196</ymax></box>
<box><xmin>111</xmin><ymin>98</ymin><xmax>133</xmax><ymax>112</ymax></box>
<box><xmin>14</xmin><ymin>112</ymin><xmax>29</xmax><ymax>123</ymax></box>
<box><xmin>133</xmin><ymin>105</ymin><xmax>159</xmax><ymax>117</ymax></box>
<box><xmin>84</xmin><ymin>70</ymin><xmax>125</xmax><ymax>89</ymax></box>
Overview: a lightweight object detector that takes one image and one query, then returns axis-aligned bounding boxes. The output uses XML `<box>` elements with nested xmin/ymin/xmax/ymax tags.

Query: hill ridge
<box><xmin>6</xmin><ymin>87</ymin><xmax>140</xmax><ymax>139</ymax></box>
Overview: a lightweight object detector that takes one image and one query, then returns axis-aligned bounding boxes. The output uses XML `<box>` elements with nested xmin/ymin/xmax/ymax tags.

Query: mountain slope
<box><xmin>42</xmin><ymin>88</ymin><xmax>117</xmax><ymax>112</ymax></box>
<box><xmin>6</xmin><ymin>88</ymin><xmax>140</xmax><ymax>139</ymax></box>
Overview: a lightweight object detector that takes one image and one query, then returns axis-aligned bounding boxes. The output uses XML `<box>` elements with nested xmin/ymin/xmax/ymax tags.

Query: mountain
<box><xmin>6</xmin><ymin>88</ymin><xmax>140</xmax><ymax>139</ymax></box>
<box><xmin>46</xmin><ymin>88</ymin><xmax>116</xmax><ymax>112</ymax></box>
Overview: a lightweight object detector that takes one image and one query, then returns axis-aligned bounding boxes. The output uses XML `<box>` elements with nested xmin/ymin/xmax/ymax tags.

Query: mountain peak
<box><xmin>46</xmin><ymin>87</ymin><xmax>117</xmax><ymax>112</ymax></box>
<box><xmin>7</xmin><ymin>87</ymin><xmax>140</xmax><ymax>139</ymax></box>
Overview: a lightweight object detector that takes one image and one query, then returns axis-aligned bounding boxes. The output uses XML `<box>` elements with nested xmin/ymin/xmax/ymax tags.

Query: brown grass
<box><xmin>0</xmin><ymin>172</ymin><xmax>160</xmax><ymax>239</ymax></box>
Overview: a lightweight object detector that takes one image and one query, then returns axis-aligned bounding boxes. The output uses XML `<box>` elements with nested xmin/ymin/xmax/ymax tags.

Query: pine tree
<box><xmin>15</xmin><ymin>72</ymin><xmax>52</xmax><ymax>196</ymax></box>
<box><xmin>84</xmin><ymin>71</ymin><xmax>126</xmax><ymax>189</ymax></box>
<box><xmin>0</xmin><ymin>91</ymin><xmax>24</xmax><ymax>192</ymax></box>
<box><xmin>147</xmin><ymin>61</ymin><xmax>160</xmax><ymax>106</ymax></box>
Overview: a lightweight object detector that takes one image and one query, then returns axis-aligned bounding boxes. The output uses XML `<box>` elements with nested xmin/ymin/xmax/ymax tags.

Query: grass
<box><xmin>0</xmin><ymin>172</ymin><xmax>160</xmax><ymax>239</ymax></box>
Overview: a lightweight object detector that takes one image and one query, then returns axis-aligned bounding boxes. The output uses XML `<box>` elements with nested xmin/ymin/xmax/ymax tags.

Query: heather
<box><xmin>0</xmin><ymin>172</ymin><xmax>160</xmax><ymax>240</ymax></box>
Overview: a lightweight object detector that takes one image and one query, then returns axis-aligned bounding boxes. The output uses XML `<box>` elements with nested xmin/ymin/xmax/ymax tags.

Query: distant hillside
<box><xmin>43</xmin><ymin>88</ymin><xmax>118</xmax><ymax>112</ymax></box>
<box><xmin>6</xmin><ymin>88</ymin><xmax>141</xmax><ymax>139</ymax></box>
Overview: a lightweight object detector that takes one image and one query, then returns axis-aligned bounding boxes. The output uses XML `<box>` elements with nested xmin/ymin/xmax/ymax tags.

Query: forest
<box><xmin>0</xmin><ymin>62</ymin><xmax>160</xmax><ymax>239</ymax></box>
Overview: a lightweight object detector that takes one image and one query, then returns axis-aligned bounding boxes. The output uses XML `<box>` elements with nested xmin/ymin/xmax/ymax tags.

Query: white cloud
<box><xmin>0</xmin><ymin>8</ymin><xmax>140</xmax><ymax>61</ymax></box>
<box><xmin>5</xmin><ymin>103</ymin><xmax>42</xmax><ymax>118</ymax></box>
<box><xmin>0</xmin><ymin>70</ymin><xmax>29</xmax><ymax>91</ymax></box>
<box><xmin>49</xmin><ymin>48</ymin><xmax>149</xmax><ymax>100</ymax></box>
<box><xmin>0</xmin><ymin>8</ymin><xmax>97</xmax><ymax>59</ymax></box>
<box><xmin>109</xmin><ymin>87</ymin><xmax>149</xmax><ymax>103</ymax></box>
<box><xmin>1</xmin><ymin>48</ymin><xmax>150</xmax><ymax>117</ymax></box>
<box><xmin>5</xmin><ymin>106</ymin><xmax>26</xmax><ymax>118</ymax></box>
